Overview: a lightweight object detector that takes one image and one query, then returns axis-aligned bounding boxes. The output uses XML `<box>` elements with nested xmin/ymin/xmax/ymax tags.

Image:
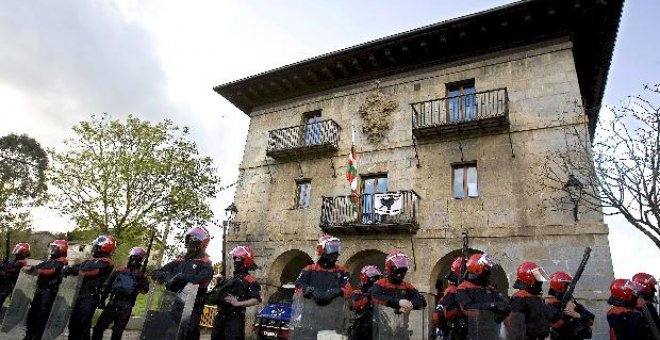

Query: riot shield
<box><xmin>41</xmin><ymin>275</ymin><xmax>83</xmax><ymax>340</ymax></box>
<box><xmin>289</xmin><ymin>295</ymin><xmax>348</xmax><ymax>340</ymax></box>
<box><xmin>0</xmin><ymin>271</ymin><xmax>38</xmax><ymax>339</ymax></box>
<box><xmin>466</xmin><ymin>310</ymin><xmax>525</xmax><ymax>340</ymax></box>
<box><xmin>140</xmin><ymin>283</ymin><xmax>199</xmax><ymax>340</ymax></box>
<box><xmin>372</xmin><ymin>304</ymin><xmax>412</xmax><ymax>340</ymax></box>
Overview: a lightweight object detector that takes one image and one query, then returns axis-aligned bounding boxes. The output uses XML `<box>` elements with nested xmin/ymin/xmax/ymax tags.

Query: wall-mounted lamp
<box><xmin>563</xmin><ymin>174</ymin><xmax>584</xmax><ymax>222</ymax></box>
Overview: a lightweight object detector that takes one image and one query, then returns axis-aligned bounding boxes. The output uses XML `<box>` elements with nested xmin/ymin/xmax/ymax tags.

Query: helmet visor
<box><xmin>185</xmin><ymin>228</ymin><xmax>208</xmax><ymax>242</ymax></box>
<box><xmin>323</xmin><ymin>240</ymin><xmax>341</xmax><ymax>254</ymax></box>
<box><xmin>387</xmin><ymin>253</ymin><xmax>409</xmax><ymax>269</ymax></box>
<box><xmin>626</xmin><ymin>280</ymin><xmax>646</xmax><ymax>295</ymax></box>
<box><xmin>129</xmin><ymin>247</ymin><xmax>146</xmax><ymax>257</ymax></box>
<box><xmin>229</xmin><ymin>246</ymin><xmax>250</xmax><ymax>259</ymax></box>
<box><xmin>477</xmin><ymin>253</ymin><xmax>497</xmax><ymax>270</ymax></box>
<box><xmin>361</xmin><ymin>265</ymin><xmax>382</xmax><ymax>279</ymax></box>
<box><xmin>531</xmin><ymin>267</ymin><xmax>550</xmax><ymax>282</ymax></box>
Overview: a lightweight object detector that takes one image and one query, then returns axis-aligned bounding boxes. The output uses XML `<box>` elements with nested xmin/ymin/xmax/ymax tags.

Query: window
<box><xmin>453</xmin><ymin>163</ymin><xmax>478</xmax><ymax>199</ymax></box>
<box><xmin>295</xmin><ymin>180</ymin><xmax>312</xmax><ymax>209</ymax></box>
<box><xmin>303</xmin><ymin>111</ymin><xmax>322</xmax><ymax>146</ymax></box>
<box><xmin>361</xmin><ymin>174</ymin><xmax>388</xmax><ymax>223</ymax></box>
<box><xmin>447</xmin><ymin>80</ymin><xmax>476</xmax><ymax>123</ymax></box>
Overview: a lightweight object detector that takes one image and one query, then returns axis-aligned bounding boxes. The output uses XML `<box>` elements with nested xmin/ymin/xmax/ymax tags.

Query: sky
<box><xmin>0</xmin><ymin>0</ymin><xmax>658</xmax><ymax>280</ymax></box>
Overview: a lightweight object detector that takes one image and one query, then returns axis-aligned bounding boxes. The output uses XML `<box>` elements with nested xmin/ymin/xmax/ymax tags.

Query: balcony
<box><xmin>410</xmin><ymin>88</ymin><xmax>509</xmax><ymax>140</ymax></box>
<box><xmin>320</xmin><ymin>190</ymin><xmax>420</xmax><ymax>234</ymax></box>
<box><xmin>266</xmin><ymin>119</ymin><xmax>341</xmax><ymax>160</ymax></box>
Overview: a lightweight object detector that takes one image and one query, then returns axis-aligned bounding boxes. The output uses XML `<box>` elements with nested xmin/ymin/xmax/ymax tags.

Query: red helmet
<box><xmin>516</xmin><ymin>262</ymin><xmax>549</xmax><ymax>286</ymax></box>
<box><xmin>316</xmin><ymin>234</ymin><xmax>341</xmax><ymax>256</ymax></box>
<box><xmin>185</xmin><ymin>227</ymin><xmax>210</xmax><ymax>250</ymax></box>
<box><xmin>550</xmin><ymin>272</ymin><xmax>573</xmax><ymax>293</ymax></box>
<box><xmin>12</xmin><ymin>243</ymin><xmax>31</xmax><ymax>257</ymax></box>
<box><xmin>610</xmin><ymin>279</ymin><xmax>635</xmax><ymax>301</ymax></box>
<box><xmin>129</xmin><ymin>247</ymin><xmax>147</xmax><ymax>258</ymax></box>
<box><xmin>92</xmin><ymin>235</ymin><xmax>116</xmax><ymax>255</ymax></box>
<box><xmin>49</xmin><ymin>240</ymin><xmax>68</xmax><ymax>258</ymax></box>
<box><xmin>229</xmin><ymin>245</ymin><xmax>255</xmax><ymax>268</ymax></box>
<box><xmin>385</xmin><ymin>250</ymin><xmax>409</xmax><ymax>274</ymax></box>
<box><xmin>450</xmin><ymin>256</ymin><xmax>463</xmax><ymax>276</ymax></box>
<box><xmin>632</xmin><ymin>273</ymin><xmax>657</xmax><ymax>295</ymax></box>
<box><xmin>466</xmin><ymin>253</ymin><xmax>497</xmax><ymax>276</ymax></box>
<box><xmin>360</xmin><ymin>265</ymin><xmax>382</xmax><ymax>285</ymax></box>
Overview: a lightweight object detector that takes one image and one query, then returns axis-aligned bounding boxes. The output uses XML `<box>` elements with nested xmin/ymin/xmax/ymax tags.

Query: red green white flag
<box><xmin>346</xmin><ymin>144</ymin><xmax>359</xmax><ymax>212</ymax></box>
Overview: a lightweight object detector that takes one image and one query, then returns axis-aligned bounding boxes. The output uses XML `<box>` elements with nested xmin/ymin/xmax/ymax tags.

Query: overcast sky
<box><xmin>1</xmin><ymin>0</ymin><xmax>658</xmax><ymax>280</ymax></box>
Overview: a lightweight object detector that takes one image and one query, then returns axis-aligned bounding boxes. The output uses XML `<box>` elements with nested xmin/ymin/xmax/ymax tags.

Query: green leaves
<box><xmin>49</xmin><ymin>113</ymin><xmax>220</xmax><ymax>256</ymax></box>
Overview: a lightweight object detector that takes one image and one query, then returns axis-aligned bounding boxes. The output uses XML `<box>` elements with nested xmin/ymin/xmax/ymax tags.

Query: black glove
<box><xmin>165</xmin><ymin>273</ymin><xmax>186</xmax><ymax>292</ymax></box>
<box><xmin>491</xmin><ymin>301</ymin><xmax>511</xmax><ymax>315</ymax></box>
<box><xmin>325</xmin><ymin>288</ymin><xmax>343</xmax><ymax>300</ymax></box>
<box><xmin>61</xmin><ymin>266</ymin><xmax>76</xmax><ymax>277</ymax></box>
<box><xmin>97</xmin><ymin>296</ymin><xmax>107</xmax><ymax>309</ymax></box>
<box><xmin>150</xmin><ymin>271</ymin><xmax>167</xmax><ymax>282</ymax></box>
<box><xmin>303</xmin><ymin>286</ymin><xmax>315</xmax><ymax>299</ymax></box>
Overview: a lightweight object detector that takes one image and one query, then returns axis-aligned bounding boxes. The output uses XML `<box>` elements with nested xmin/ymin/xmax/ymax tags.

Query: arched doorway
<box><xmin>269</xmin><ymin>249</ymin><xmax>314</xmax><ymax>287</ymax></box>
<box><xmin>345</xmin><ymin>249</ymin><xmax>387</xmax><ymax>288</ymax></box>
<box><xmin>429</xmin><ymin>249</ymin><xmax>509</xmax><ymax>296</ymax></box>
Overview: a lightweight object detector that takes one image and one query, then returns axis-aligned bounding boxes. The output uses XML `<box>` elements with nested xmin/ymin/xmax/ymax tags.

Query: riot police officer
<box><xmin>66</xmin><ymin>235</ymin><xmax>116</xmax><ymax>340</ymax></box>
<box><xmin>545</xmin><ymin>271</ymin><xmax>594</xmax><ymax>340</ymax></box>
<box><xmin>455</xmin><ymin>253</ymin><xmax>510</xmax><ymax>324</ymax></box>
<box><xmin>433</xmin><ymin>256</ymin><xmax>463</xmax><ymax>340</ymax></box>
<box><xmin>607</xmin><ymin>278</ymin><xmax>648</xmax><ymax>339</ymax></box>
<box><xmin>349</xmin><ymin>265</ymin><xmax>381</xmax><ymax>340</ymax></box>
<box><xmin>23</xmin><ymin>240</ymin><xmax>68</xmax><ymax>340</ymax></box>
<box><xmin>0</xmin><ymin>242</ymin><xmax>30</xmax><ymax>307</ymax></box>
<box><xmin>369</xmin><ymin>250</ymin><xmax>426</xmax><ymax>313</ymax></box>
<box><xmin>151</xmin><ymin>226</ymin><xmax>213</xmax><ymax>340</ymax></box>
<box><xmin>91</xmin><ymin>247</ymin><xmax>149</xmax><ymax>340</ymax></box>
<box><xmin>207</xmin><ymin>245</ymin><xmax>261</xmax><ymax>340</ymax></box>
<box><xmin>295</xmin><ymin>234</ymin><xmax>351</xmax><ymax>304</ymax></box>
<box><xmin>510</xmin><ymin>261</ymin><xmax>554</xmax><ymax>340</ymax></box>
<box><xmin>632</xmin><ymin>272</ymin><xmax>660</xmax><ymax>339</ymax></box>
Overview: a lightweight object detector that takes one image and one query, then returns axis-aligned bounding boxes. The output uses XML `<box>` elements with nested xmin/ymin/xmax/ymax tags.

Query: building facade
<box><xmin>215</xmin><ymin>0</ymin><xmax>624</xmax><ymax>338</ymax></box>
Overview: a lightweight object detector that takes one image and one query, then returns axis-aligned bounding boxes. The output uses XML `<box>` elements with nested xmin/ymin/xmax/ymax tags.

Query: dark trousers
<box><xmin>91</xmin><ymin>300</ymin><xmax>133</xmax><ymax>340</ymax></box>
<box><xmin>68</xmin><ymin>292</ymin><xmax>100</xmax><ymax>340</ymax></box>
<box><xmin>23</xmin><ymin>289</ymin><xmax>56</xmax><ymax>340</ymax></box>
<box><xmin>211</xmin><ymin>311</ymin><xmax>245</xmax><ymax>340</ymax></box>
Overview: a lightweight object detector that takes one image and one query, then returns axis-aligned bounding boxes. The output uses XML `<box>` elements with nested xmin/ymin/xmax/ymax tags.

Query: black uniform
<box><xmin>23</xmin><ymin>257</ymin><xmax>68</xmax><ymax>340</ymax></box>
<box><xmin>91</xmin><ymin>266</ymin><xmax>149</xmax><ymax>340</ymax></box>
<box><xmin>607</xmin><ymin>304</ymin><xmax>647</xmax><ymax>339</ymax></box>
<box><xmin>434</xmin><ymin>284</ymin><xmax>462</xmax><ymax>340</ymax></box>
<box><xmin>369</xmin><ymin>277</ymin><xmax>427</xmax><ymax>312</ymax></box>
<box><xmin>206</xmin><ymin>273</ymin><xmax>261</xmax><ymax>340</ymax></box>
<box><xmin>151</xmin><ymin>253</ymin><xmax>213</xmax><ymax>340</ymax></box>
<box><xmin>455</xmin><ymin>280</ymin><xmax>511</xmax><ymax>324</ymax></box>
<box><xmin>546</xmin><ymin>294</ymin><xmax>594</xmax><ymax>340</ymax></box>
<box><xmin>0</xmin><ymin>258</ymin><xmax>28</xmax><ymax>307</ymax></box>
<box><xmin>349</xmin><ymin>287</ymin><xmax>374</xmax><ymax>340</ymax></box>
<box><xmin>294</xmin><ymin>263</ymin><xmax>351</xmax><ymax>304</ymax></box>
<box><xmin>637</xmin><ymin>297</ymin><xmax>660</xmax><ymax>340</ymax></box>
<box><xmin>510</xmin><ymin>285</ymin><xmax>556</xmax><ymax>340</ymax></box>
<box><xmin>67</xmin><ymin>256</ymin><xmax>114</xmax><ymax>340</ymax></box>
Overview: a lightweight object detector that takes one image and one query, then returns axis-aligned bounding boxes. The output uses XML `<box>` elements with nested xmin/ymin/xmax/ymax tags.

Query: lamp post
<box><xmin>222</xmin><ymin>203</ymin><xmax>238</xmax><ymax>277</ymax></box>
<box><xmin>563</xmin><ymin>174</ymin><xmax>584</xmax><ymax>222</ymax></box>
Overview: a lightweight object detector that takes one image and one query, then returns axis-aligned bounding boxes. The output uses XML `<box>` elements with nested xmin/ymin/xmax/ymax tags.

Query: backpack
<box><xmin>111</xmin><ymin>271</ymin><xmax>137</xmax><ymax>296</ymax></box>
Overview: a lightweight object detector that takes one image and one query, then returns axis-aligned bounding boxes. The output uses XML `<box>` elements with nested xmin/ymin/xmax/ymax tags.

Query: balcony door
<box><xmin>304</xmin><ymin>111</ymin><xmax>322</xmax><ymax>146</ymax></box>
<box><xmin>361</xmin><ymin>175</ymin><xmax>388</xmax><ymax>224</ymax></box>
<box><xmin>447</xmin><ymin>81</ymin><xmax>476</xmax><ymax>123</ymax></box>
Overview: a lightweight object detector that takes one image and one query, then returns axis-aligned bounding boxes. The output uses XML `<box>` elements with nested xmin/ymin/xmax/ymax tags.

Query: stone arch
<box><xmin>268</xmin><ymin>249</ymin><xmax>314</xmax><ymax>287</ymax></box>
<box><xmin>344</xmin><ymin>249</ymin><xmax>387</xmax><ymax>288</ymax></box>
<box><xmin>429</xmin><ymin>248</ymin><xmax>509</xmax><ymax>296</ymax></box>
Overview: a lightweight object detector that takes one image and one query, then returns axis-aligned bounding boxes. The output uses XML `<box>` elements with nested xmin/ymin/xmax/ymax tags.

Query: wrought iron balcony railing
<box><xmin>266</xmin><ymin>119</ymin><xmax>341</xmax><ymax>160</ymax></box>
<box><xmin>320</xmin><ymin>190</ymin><xmax>420</xmax><ymax>233</ymax></box>
<box><xmin>410</xmin><ymin>88</ymin><xmax>509</xmax><ymax>139</ymax></box>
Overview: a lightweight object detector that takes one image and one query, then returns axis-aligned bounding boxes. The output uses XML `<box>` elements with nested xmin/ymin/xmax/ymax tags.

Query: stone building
<box><xmin>214</xmin><ymin>0</ymin><xmax>624</xmax><ymax>338</ymax></box>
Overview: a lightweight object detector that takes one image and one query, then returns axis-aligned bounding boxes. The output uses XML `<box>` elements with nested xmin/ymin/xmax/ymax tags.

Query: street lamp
<box><xmin>563</xmin><ymin>174</ymin><xmax>584</xmax><ymax>222</ymax></box>
<box><xmin>221</xmin><ymin>203</ymin><xmax>238</xmax><ymax>276</ymax></box>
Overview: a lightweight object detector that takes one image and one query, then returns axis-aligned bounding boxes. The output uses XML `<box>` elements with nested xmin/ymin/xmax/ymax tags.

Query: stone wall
<box><xmin>227</xmin><ymin>37</ymin><xmax>615</xmax><ymax>339</ymax></box>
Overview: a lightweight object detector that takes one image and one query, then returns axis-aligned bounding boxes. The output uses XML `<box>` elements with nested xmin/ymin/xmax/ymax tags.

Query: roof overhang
<box><xmin>214</xmin><ymin>0</ymin><xmax>624</xmax><ymax>134</ymax></box>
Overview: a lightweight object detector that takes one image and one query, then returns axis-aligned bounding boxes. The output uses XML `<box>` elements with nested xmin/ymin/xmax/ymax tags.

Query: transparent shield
<box><xmin>0</xmin><ymin>271</ymin><xmax>38</xmax><ymax>339</ymax></box>
<box><xmin>41</xmin><ymin>275</ymin><xmax>83</xmax><ymax>340</ymax></box>
<box><xmin>140</xmin><ymin>283</ymin><xmax>199</xmax><ymax>340</ymax></box>
<box><xmin>372</xmin><ymin>304</ymin><xmax>411</xmax><ymax>340</ymax></box>
<box><xmin>289</xmin><ymin>295</ymin><xmax>348</xmax><ymax>340</ymax></box>
<box><xmin>467</xmin><ymin>310</ymin><xmax>525</xmax><ymax>340</ymax></box>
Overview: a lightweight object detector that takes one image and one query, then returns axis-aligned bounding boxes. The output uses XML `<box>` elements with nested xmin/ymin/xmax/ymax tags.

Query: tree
<box><xmin>49</xmin><ymin>113</ymin><xmax>220</xmax><ymax>257</ymax></box>
<box><xmin>0</xmin><ymin>133</ymin><xmax>48</xmax><ymax>258</ymax></box>
<box><xmin>542</xmin><ymin>84</ymin><xmax>660</xmax><ymax>249</ymax></box>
